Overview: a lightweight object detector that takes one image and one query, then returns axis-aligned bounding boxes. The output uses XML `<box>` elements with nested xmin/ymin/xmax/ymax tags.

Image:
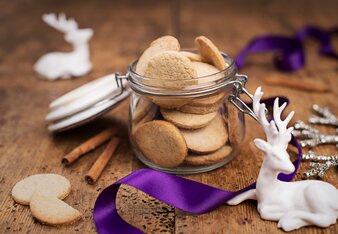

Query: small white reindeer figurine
<box><xmin>34</xmin><ymin>13</ymin><xmax>93</xmax><ymax>80</ymax></box>
<box><xmin>227</xmin><ymin>87</ymin><xmax>338</xmax><ymax>231</ymax></box>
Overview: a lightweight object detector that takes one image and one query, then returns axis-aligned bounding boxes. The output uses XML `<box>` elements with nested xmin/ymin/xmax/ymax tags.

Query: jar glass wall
<box><xmin>127</xmin><ymin>52</ymin><xmax>245</xmax><ymax>174</ymax></box>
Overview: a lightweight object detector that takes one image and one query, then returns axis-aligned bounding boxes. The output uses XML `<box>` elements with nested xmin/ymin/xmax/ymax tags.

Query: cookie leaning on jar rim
<box><xmin>130</xmin><ymin>35</ymin><xmax>245</xmax><ymax>173</ymax></box>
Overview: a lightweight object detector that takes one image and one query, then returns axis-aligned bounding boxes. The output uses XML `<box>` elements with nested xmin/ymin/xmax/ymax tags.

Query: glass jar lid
<box><xmin>46</xmin><ymin>74</ymin><xmax>130</xmax><ymax>132</ymax></box>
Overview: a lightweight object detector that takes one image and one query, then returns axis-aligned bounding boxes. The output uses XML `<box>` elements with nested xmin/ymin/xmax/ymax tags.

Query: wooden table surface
<box><xmin>0</xmin><ymin>0</ymin><xmax>337</xmax><ymax>233</ymax></box>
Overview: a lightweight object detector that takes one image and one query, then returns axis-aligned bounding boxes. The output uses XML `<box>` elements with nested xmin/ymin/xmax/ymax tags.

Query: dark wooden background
<box><xmin>0</xmin><ymin>0</ymin><xmax>337</xmax><ymax>233</ymax></box>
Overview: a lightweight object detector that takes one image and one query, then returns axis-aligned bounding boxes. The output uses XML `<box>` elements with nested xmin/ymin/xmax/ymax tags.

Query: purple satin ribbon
<box><xmin>235</xmin><ymin>26</ymin><xmax>338</xmax><ymax>71</ymax></box>
<box><xmin>94</xmin><ymin>97</ymin><xmax>302</xmax><ymax>234</ymax></box>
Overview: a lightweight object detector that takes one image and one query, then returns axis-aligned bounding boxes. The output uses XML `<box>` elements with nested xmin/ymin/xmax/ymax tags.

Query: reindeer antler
<box><xmin>253</xmin><ymin>87</ymin><xmax>274</xmax><ymax>143</ymax></box>
<box><xmin>42</xmin><ymin>13</ymin><xmax>78</xmax><ymax>33</ymax></box>
<box><xmin>273</xmin><ymin>98</ymin><xmax>295</xmax><ymax>146</ymax></box>
<box><xmin>253</xmin><ymin>87</ymin><xmax>295</xmax><ymax>148</ymax></box>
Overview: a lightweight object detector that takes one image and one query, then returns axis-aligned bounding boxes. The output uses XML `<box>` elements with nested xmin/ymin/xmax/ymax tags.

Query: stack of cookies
<box><xmin>132</xmin><ymin>35</ymin><xmax>242</xmax><ymax>168</ymax></box>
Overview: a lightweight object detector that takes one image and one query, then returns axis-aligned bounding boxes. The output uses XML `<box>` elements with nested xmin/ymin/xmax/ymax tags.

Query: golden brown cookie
<box><xmin>195</xmin><ymin>36</ymin><xmax>227</xmax><ymax>70</ymax></box>
<box><xmin>227</xmin><ymin>103</ymin><xmax>244</xmax><ymax>148</ymax></box>
<box><xmin>151</xmin><ymin>97</ymin><xmax>191</xmax><ymax>109</ymax></box>
<box><xmin>180</xmin><ymin>51</ymin><xmax>203</xmax><ymax>62</ymax></box>
<box><xmin>192</xmin><ymin>61</ymin><xmax>224</xmax><ymax>84</ymax></box>
<box><xmin>192</xmin><ymin>61</ymin><xmax>220</xmax><ymax>77</ymax></box>
<box><xmin>132</xmin><ymin>99</ymin><xmax>153</xmax><ymax>123</ymax></box>
<box><xmin>178</xmin><ymin>100</ymin><xmax>223</xmax><ymax>114</ymax></box>
<box><xmin>160</xmin><ymin>108</ymin><xmax>217</xmax><ymax>129</ymax></box>
<box><xmin>11</xmin><ymin>174</ymin><xmax>71</xmax><ymax>205</ymax></box>
<box><xmin>133</xmin><ymin>120</ymin><xmax>187</xmax><ymax>167</ymax></box>
<box><xmin>144</xmin><ymin>51</ymin><xmax>197</xmax><ymax>83</ymax></box>
<box><xmin>185</xmin><ymin>145</ymin><xmax>232</xmax><ymax>165</ymax></box>
<box><xmin>30</xmin><ymin>192</ymin><xmax>82</xmax><ymax>226</ymax></box>
<box><xmin>132</xmin><ymin>105</ymin><xmax>158</xmax><ymax>134</ymax></box>
<box><xmin>189</xmin><ymin>92</ymin><xmax>225</xmax><ymax>107</ymax></box>
<box><xmin>150</xmin><ymin>35</ymin><xmax>180</xmax><ymax>48</ymax></box>
<box><xmin>136</xmin><ymin>35</ymin><xmax>180</xmax><ymax>75</ymax></box>
<box><xmin>180</xmin><ymin>114</ymin><xmax>228</xmax><ymax>153</ymax></box>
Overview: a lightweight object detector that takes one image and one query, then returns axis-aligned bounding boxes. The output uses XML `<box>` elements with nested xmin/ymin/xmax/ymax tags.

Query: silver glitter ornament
<box><xmin>293</xmin><ymin>105</ymin><xmax>338</xmax><ymax>178</ymax></box>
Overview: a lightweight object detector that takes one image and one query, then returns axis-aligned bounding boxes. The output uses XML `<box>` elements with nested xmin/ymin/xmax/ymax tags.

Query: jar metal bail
<box><xmin>229</xmin><ymin>74</ymin><xmax>258</xmax><ymax>121</ymax></box>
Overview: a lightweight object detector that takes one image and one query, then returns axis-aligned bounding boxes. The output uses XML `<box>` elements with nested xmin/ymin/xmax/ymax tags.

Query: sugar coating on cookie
<box><xmin>136</xmin><ymin>35</ymin><xmax>180</xmax><ymax>75</ymax></box>
<box><xmin>160</xmin><ymin>108</ymin><xmax>217</xmax><ymax>129</ymax></box>
<box><xmin>185</xmin><ymin>145</ymin><xmax>232</xmax><ymax>165</ymax></box>
<box><xmin>11</xmin><ymin>174</ymin><xmax>71</xmax><ymax>205</ymax></box>
<box><xmin>144</xmin><ymin>51</ymin><xmax>197</xmax><ymax>81</ymax></box>
<box><xmin>30</xmin><ymin>193</ymin><xmax>82</xmax><ymax>226</ymax></box>
<box><xmin>180</xmin><ymin>114</ymin><xmax>228</xmax><ymax>153</ymax></box>
<box><xmin>133</xmin><ymin>120</ymin><xmax>187</xmax><ymax>167</ymax></box>
<box><xmin>195</xmin><ymin>36</ymin><xmax>227</xmax><ymax>70</ymax></box>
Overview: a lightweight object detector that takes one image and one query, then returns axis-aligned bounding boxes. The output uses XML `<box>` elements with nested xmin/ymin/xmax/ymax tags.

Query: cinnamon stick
<box><xmin>62</xmin><ymin>128</ymin><xmax>117</xmax><ymax>166</ymax></box>
<box><xmin>264</xmin><ymin>76</ymin><xmax>330</xmax><ymax>92</ymax></box>
<box><xmin>85</xmin><ymin>137</ymin><xmax>120</xmax><ymax>184</ymax></box>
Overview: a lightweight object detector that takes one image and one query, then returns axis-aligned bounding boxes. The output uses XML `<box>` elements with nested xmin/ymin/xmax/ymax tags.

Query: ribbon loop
<box><xmin>235</xmin><ymin>26</ymin><xmax>337</xmax><ymax>71</ymax></box>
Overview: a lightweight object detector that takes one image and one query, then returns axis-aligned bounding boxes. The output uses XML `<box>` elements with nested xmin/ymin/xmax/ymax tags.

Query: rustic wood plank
<box><xmin>0</xmin><ymin>0</ymin><xmax>337</xmax><ymax>233</ymax></box>
<box><xmin>0</xmin><ymin>0</ymin><xmax>173</xmax><ymax>233</ymax></box>
<box><xmin>176</xmin><ymin>0</ymin><xmax>338</xmax><ymax>233</ymax></box>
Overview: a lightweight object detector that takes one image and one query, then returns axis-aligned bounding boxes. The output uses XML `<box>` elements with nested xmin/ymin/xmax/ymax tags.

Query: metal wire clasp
<box><xmin>115</xmin><ymin>72</ymin><xmax>129</xmax><ymax>87</ymax></box>
<box><xmin>92</xmin><ymin>72</ymin><xmax>131</xmax><ymax>107</ymax></box>
<box><xmin>228</xmin><ymin>74</ymin><xmax>258</xmax><ymax>121</ymax></box>
<box><xmin>112</xmin><ymin>72</ymin><xmax>130</xmax><ymax>99</ymax></box>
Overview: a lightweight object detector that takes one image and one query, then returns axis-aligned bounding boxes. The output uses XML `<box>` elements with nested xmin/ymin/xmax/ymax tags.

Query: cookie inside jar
<box><xmin>128</xmin><ymin>35</ymin><xmax>245</xmax><ymax>174</ymax></box>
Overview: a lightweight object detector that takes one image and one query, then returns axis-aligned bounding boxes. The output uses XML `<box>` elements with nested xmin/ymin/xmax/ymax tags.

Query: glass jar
<box><xmin>46</xmin><ymin>51</ymin><xmax>252</xmax><ymax>174</ymax></box>
<box><xmin>127</xmin><ymin>51</ymin><xmax>247</xmax><ymax>174</ymax></box>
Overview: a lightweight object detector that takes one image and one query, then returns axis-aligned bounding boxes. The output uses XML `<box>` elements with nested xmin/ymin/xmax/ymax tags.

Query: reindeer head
<box><xmin>42</xmin><ymin>13</ymin><xmax>93</xmax><ymax>44</ymax></box>
<box><xmin>253</xmin><ymin>87</ymin><xmax>295</xmax><ymax>174</ymax></box>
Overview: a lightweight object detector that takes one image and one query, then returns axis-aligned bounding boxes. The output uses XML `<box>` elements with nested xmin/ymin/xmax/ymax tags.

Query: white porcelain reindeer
<box><xmin>34</xmin><ymin>13</ymin><xmax>93</xmax><ymax>80</ymax></box>
<box><xmin>227</xmin><ymin>87</ymin><xmax>338</xmax><ymax>231</ymax></box>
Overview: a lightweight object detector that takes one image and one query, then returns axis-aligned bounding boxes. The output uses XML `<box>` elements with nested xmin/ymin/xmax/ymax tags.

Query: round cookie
<box><xmin>192</xmin><ymin>61</ymin><xmax>220</xmax><ymax>77</ymax></box>
<box><xmin>132</xmin><ymin>99</ymin><xmax>153</xmax><ymax>123</ymax></box>
<box><xmin>178</xmin><ymin>100</ymin><xmax>223</xmax><ymax>114</ymax></box>
<box><xmin>189</xmin><ymin>92</ymin><xmax>225</xmax><ymax>107</ymax></box>
<box><xmin>195</xmin><ymin>36</ymin><xmax>227</xmax><ymax>70</ymax></box>
<box><xmin>144</xmin><ymin>51</ymin><xmax>197</xmax><ymax>85</ymax></box>
<box><xmin>151</xmin><ymin>97</ymin><xmax>191</xmax><ymax>109</ymax></box>
<box><xmin>192</xmin><ymin>61</ymin><xmax>224</xmax><ymax>84</ymax></box>
<box><xmin>185</xmin><ymin>145</ymin><xmax>232</xmax><ymax>165</ymax></box>
<box><xmin>132</xmin><ymin>105</ymin><xmax>158</xmax><ymax>134</ymax></box>
<box><xmin>12</xmin><ymin>174</ymin><xmax>71</xmax><ymax>205</ymax></box>
<box><xmin>160</xmin><ymin>108</ymin><xmax>217</xmax><ymax>129</ymax></box>
<box><xmin>133</xmin><ymin>120</ymin><xmax>187</xmax><ymax>167</ymax></box>
<box><xmin>180</xmin><ymin>51</ymin><xmax>203</xmax><ymax>62</ymax></box>
<box><xmin>180</xmin><ymin>114</ymin><xmax>228</xmax><ymax>153</ymax></box>
<box><xmin>30</xmin><ymin>192</ymin><xmax>82</xmax><ymax>226</ymax></box>
<box><xmin>136</xmin><ymin>35</ymin><xmax>180</xmax><ymax>75</ymax></box>
<box><xmin>150</xmin><ymin>35</ymin><xmax>180</xmax><ymax>48</ymax></box>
